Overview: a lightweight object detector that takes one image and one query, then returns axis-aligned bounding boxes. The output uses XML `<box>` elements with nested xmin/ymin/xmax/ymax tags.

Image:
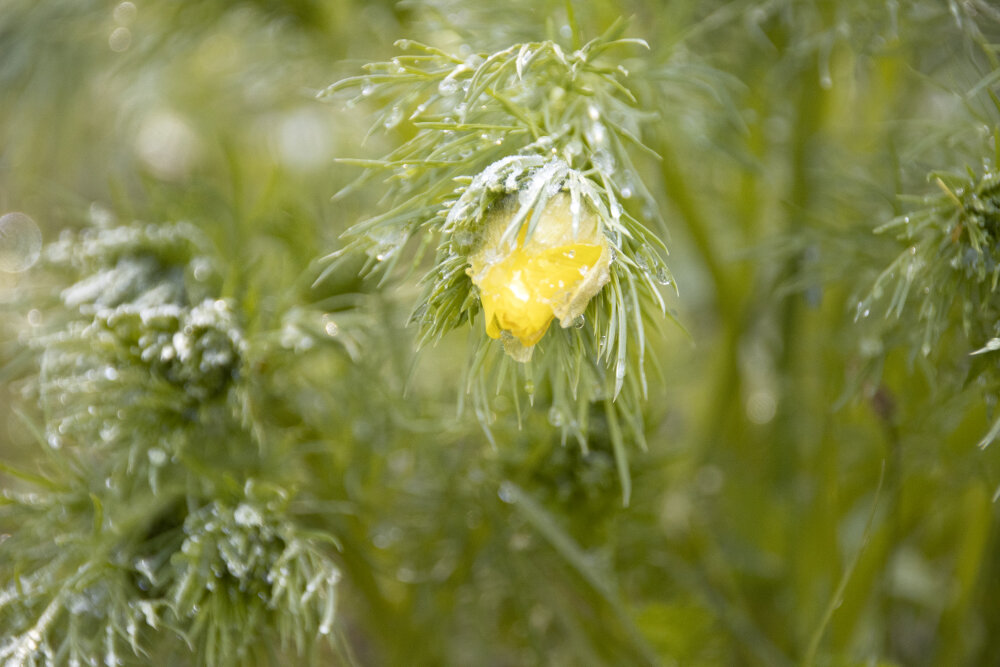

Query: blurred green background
<box><xmin>2</xmin><ymin>0</ymin><xmax>1000</xmax><ymax>665</ymax></box>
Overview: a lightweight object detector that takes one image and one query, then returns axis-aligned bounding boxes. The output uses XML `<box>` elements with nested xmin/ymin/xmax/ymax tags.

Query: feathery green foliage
<box><xmin>1</xmin><ymin>220</ymin><xmax>343</xmax><ymax>666</ymax></box>
<box><xmin>320</xmin><ymin>23</ymin><xmax>677</xmax><ymax>500</ymax></box>
<box><xmin>2</xmin><ymin>1</ymin><xmax>1000</xmax><ymax>666</ymax></box>
<box><xmin>859</xmin><ymin>134</ymin><xmax>1000</xmax><ymax>448</ymax></box>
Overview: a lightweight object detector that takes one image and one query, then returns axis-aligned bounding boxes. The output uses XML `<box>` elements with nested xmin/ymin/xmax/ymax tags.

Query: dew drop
<box><xmin>654</xmin><ymin>266</ymin><xmax>672</xmax><ymax>286</ymax></box>
<box><xmin>498</xmin><ymin>481</ymin><xmax>516</xmax><ymax>503</ymax></box>
<box><xmin>147</xmin><ymin>447</ymin><xmax>167</xmax><ymax>466</ymax></box>
<box><xmin>438</xmin><ymin>77</ymin><xmax>460</xmax><ymax>96</ymax></box>
<box><xmin>592</xmin><ymin>149</ymin><xmax>615</xmax><ymax>173</ymax></box>
<box><xmin>234</xmin><ymin>503</ymin><xmax>263</xmax><ymax>527</ymax></box>
<box><xmin>383</xmin><ymin>106</ymin><xmax>403</xmax><ymax>129</ymax></box>
<box><xmin>590</xmin><ymin>124</ymin><xmax>608</xmax><ymax>146</ymax></box>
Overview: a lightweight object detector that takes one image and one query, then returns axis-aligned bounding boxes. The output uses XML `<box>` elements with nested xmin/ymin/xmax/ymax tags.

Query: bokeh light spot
<box><xmin>0</xmin><ymin>212</ymin><xmax>42</xmax><ymax>273</ymax></box>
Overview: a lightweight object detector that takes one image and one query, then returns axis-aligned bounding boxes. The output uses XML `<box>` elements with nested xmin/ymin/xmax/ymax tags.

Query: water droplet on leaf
<box><xmin>498</xmin><ymin>481</ymin><xmax>516</xmax><ymax>503</ymax></box>
<box><xmin>547</xmin><ymin>406</ymin><xmax>564</xmax><ymax>427</ymax></box>
<box><xmin>438</xmin><ymin>77</ymin><xmax>460</xmax><ymax>96</ymax></box>
<box><xmin>234</xmin><ymin>503</ymin><xmax>263</xmax><ymax>527</ymax></box>
<box><xmin>592</xmin><ymin>149</ymin><xmax>615</xmax><ymax>173</ymax></box>
<box><xmin>384</xmin><ymin>106</ymin><xmax>403</xmax><ymax>129</ymax></box>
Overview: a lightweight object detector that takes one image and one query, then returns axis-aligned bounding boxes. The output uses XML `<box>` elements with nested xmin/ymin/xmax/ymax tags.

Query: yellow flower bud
<box><xmin>467</xmin><ymin>193</ymin><xmax>611</xmax><ymax>361</ymax></box>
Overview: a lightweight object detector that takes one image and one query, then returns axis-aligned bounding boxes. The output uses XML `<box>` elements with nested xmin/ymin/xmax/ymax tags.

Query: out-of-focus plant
<box><xmin>858</xmin><ymin>129</ymin><xmax>1000</xmax><ymax>447</ymax></box>
<box><xmin>0</xmin><ymin>220</ymin><xmax>346</xmax><ymax>666</ymax></box>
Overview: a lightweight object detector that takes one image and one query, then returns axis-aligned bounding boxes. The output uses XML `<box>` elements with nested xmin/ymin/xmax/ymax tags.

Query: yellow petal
<box><xmin>468</xmin><ymin>193</ymin><xmax>611</xmax><ymax>356</ymax></box>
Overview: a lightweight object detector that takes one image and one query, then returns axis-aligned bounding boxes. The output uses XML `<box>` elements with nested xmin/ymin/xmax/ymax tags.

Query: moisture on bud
<box><xmin>467</xmin><ymin>193</ymin><xmax>611</xmax><ymax>361</ymax></box>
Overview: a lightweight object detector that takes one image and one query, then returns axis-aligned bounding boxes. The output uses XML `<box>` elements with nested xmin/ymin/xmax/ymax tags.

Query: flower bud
<box><xmin>467</xmin><ymin>193</ymin><xmax>611</xmax><ymax>361</ymax></box>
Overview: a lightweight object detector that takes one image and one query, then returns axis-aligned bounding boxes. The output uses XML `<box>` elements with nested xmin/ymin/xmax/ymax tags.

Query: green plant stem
<box><xmin>803</xmin><ymin>462</ymin><xmax>886</xmax><ymax>667</ymax></box>
<box><xmin>656</xmin><ymin>138</ymin><xmax>749</xmax><ymax>451</ymax></box>
<box><xmin>656</xmin><ymin>140</ymin><xmax>737</xmax><ymax>311</ymax></box>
